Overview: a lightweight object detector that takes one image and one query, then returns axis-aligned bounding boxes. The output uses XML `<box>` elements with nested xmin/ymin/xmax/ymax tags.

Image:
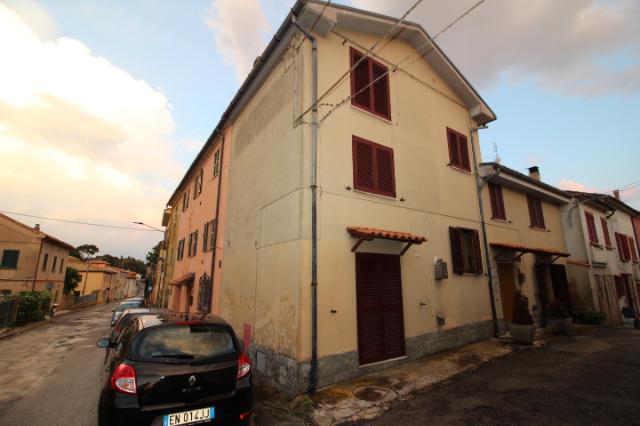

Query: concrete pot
<box><xmin>507</xmin><ymin>322</ymin><xmax>536</xmax><ymax>345</ymax></box>
<box><xmin>545</xmin><ymin>318</ymin><xmax>572</xmax><ymax>335</ymax></box>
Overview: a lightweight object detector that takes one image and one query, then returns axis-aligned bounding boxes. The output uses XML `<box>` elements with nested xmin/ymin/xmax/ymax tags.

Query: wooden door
<box><xmin>355</xmin><ymin>253</ymin><xmax>405</xmax><ymax>365</ymax></box>
<box><xmin>596</xmin><ymin>275</ymin><xmax>622</xmax><ymax>326</ymax></box>
<box><xmin>550</xmin><ymin>264</ymin><xmax>572</xmax><ymax>314</ymax></box>
<box><xmin>497</xmin><ymin>263</ymin><xmax>516</xmax><ymax>322</ymax></box>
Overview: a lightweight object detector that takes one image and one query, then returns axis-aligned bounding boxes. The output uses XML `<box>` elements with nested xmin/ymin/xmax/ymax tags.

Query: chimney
<box><xmin>614</xmin><ymin>189</ymin><xmax>620</xmax><ymax>200</ymax></box>
<box><xmin>528</xmin><ymin>166</ymin><xmax>540</xmax><ymax>181</ymax></box>
<box><xmin>34</xmin><ymin>224</ymin><xmax>40</xmax><ymax>231</ymax></box>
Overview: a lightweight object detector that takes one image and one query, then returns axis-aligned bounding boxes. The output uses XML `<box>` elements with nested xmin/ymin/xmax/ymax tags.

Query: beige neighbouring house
<box><xmin>160</xmin><ymin>1</ymin><xmax>502</xmax><ymax>393</ymax></box>
<box><xmin>0</xmin><ymin>213</ymin><xmax>74</xmax><ymax>305</ymax></box>
<box><xmin>561</xmin><ymin>191</ymin><xmax>640</xmax><ymax>326</ymax></box>
<box><xmin>479</xmin><ymin>164</ymin><xmax>572</xmax><ymax>328</ymax></box>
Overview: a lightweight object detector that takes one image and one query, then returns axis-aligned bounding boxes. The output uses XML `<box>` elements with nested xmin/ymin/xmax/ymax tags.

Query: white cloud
<box><xmin>558</xmin><ymin>179</ymin><xmax>600</xmax><ymax>193</ymax></box>
<box><xmin>351</xmin><ymin>0</ymin><xmax>640</xmax><ymax>96</ymax></box>
<box><xmin>0</xmin><ymin>4</ymin><xmax>182</xmax><ymax>257</ymax></box>
<box><xmin>205</xmin><ymin>0</ymin><xmax>271</xmax><ymax>83</ymax></box>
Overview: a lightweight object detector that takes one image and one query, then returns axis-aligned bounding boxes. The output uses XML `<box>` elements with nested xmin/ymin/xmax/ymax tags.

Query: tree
<box><xmin>64</xmin><ymin>267</ymin><xmax>82</xmax><ymax>294</ymax></box>
<box><xmin>146</xmin><ymin>241</ymin><xmax>162</xmax><ymax>267</ymax></box>
<box><xmin>71</xmin><ymin>244</ymin><xmax>99</xmax><ymax>260</ymax></box>
<box><xmin>95</xmin><ymin>254</ymin><xmax>119</xmax><ymax>266</ymax></box>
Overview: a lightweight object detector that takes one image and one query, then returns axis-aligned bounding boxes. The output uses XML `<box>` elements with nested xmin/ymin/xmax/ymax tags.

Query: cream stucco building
<box><xmin>160</xmin><ymin>1</ymin><xmax>505</xmax><ymax>393</ymax></box>
<box><xmin>0</xmin><ymin>213</ymin><xmax>73</xmax><ymax>304</ymax></box>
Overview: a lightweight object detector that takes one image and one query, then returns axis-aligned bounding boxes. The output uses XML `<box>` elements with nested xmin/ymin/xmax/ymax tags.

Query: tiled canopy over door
<box><xmin>355</xmin><ymin>253</ymin><xmax>406</xmax><ymax>365</ymax></box>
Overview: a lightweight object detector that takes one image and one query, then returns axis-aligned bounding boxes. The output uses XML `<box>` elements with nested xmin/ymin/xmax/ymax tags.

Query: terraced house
<box><xmin>159</xmin><ymin>0</ymin><xmax>504</xmax><ymax>393</ymax></box>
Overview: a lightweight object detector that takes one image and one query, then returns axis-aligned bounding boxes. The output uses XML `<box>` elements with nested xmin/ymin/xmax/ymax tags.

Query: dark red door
<box><xmin>355</xmin><ymin>253</ymin><xmax>405</xmax><ymax>365</ymax></box>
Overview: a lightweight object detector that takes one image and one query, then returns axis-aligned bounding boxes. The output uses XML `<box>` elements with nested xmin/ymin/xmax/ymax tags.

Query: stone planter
<box><xmin>507</xmin><ymin>322</ymin><xmax>536</xmax><ymax>345</ymax></box>
<box><xmin>546</xmin><ymin>318</ymin><xmax>573</xmax><ymax>335</ymax></box>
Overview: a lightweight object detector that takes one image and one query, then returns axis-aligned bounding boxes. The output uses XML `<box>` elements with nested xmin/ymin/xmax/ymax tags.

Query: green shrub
<box><xmin>573</xmin><ymin>311</ymin><xmax>604</xmax><ymax>325</ymax></box>
<box><xmin>15</xmin><ymin>291</ymin><xmax>53</xmax><ymax>326</ymax></box>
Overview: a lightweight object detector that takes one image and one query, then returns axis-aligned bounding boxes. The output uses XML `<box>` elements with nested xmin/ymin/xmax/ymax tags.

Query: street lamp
<box><xmin>133</xmin><ymin>221</ymin><xmax>164</xmax><ymax>232</ymax></box>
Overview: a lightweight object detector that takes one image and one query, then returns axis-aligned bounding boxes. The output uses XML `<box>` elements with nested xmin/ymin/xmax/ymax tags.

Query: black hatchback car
<box><xmin>97</xmin><ymin>316</ymin><xmax>252</xmax><ymax>426</ymax></box>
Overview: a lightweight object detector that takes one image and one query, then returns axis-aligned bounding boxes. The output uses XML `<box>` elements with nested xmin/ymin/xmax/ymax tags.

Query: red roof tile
<box><xmin>490</xmin><ymin>242</ymin><xmax>569</xmax><ymax>257</ymax></box>
<box><xmin>347</xmin><ymin>227</ymin><xmax>427</xmax><ymax>244</ymax></box>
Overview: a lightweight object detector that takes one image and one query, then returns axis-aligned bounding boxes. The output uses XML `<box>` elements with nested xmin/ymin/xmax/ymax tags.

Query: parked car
<box><xmin>111</xmin><ymin>308</ymin><xmax>156</xmax><ymax>341</ymax></box>
<box><xmin>97</xmin><ymin>316</ymin><xmax>252</xmax><ymax>426</ymax></box>
<box><xmin>111</xmin><ymin>300</ymin><xmax>144</xmax><ymax>327</ymax></box>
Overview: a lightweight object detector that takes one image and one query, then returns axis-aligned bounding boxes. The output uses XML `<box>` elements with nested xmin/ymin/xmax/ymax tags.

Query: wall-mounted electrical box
<box><xmin>434</xmin><ymin>259</ymin><xmax>448</xmax><ymax>280</ymax></box>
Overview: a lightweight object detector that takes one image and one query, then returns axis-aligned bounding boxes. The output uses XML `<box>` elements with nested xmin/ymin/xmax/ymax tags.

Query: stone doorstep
<box><xmin>310</xmin><ymin>339</ymin><xmax>515</xmax><ymax>425</ymax></box>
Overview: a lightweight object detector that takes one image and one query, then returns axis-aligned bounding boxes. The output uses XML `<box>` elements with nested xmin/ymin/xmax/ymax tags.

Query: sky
<box><xmin>0</xmin><ymin>0</ymin><xmax>638</xmax><ymax>258</ymax></box>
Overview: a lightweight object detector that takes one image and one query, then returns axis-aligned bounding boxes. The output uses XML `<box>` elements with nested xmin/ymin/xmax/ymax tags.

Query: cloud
<box><xmin>557</xmin><ymin>179</ymin><xmax>640</xmax><ymax>206</ymax></box>
<box><xmin>351</xmin><ymin>0</ymin><xmax>640</xmax><ymax>96</ymax></box>
<box><xmin>205</xmin><ymin>0</ymin><xmax>271</xmax><ymax>83</ymax></box>
<box><xmin>0</xmin><ymin>4</ymin><xmax>182</xmax><ymax>257</ymax></box>
<box><xmin>558</xmin><ymin>179</ymin><xmax>600</xmax><ymax>193</ymax></box>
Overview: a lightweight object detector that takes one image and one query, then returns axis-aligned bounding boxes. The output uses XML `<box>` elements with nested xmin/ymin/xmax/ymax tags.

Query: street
<box><xmin>0</xmin><ymin>303</ymin><xmax>113</xmax><ymax>426</ymax></box>
<box><xmin>351</xmin><ymin>328</ymin><xmax>640</xmax><ymax>425</ymax></box>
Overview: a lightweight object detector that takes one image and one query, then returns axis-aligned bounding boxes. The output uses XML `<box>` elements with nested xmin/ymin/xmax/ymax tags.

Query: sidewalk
<box><xmin>0</xmin><ymin>304</ymin><xmax>100</xmax><ymax>341</ymax></box>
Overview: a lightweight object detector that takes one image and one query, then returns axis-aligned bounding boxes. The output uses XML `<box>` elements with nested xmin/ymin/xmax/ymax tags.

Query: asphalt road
<box><xmin>351</xmin><ymin>328</ymin><xmax>640</xmax><ymax>425</ymax></box>
<box><xmin>0</xmin><ymin>303</ymin><xmax>114</xmax><ymax>426</ymax></box>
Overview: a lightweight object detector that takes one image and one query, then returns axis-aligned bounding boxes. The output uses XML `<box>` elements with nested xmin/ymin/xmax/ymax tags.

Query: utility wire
<box><xmin>321</xmin><ymin>0</ymin><xmax>486</xmax><ymax>122</ymax></box>
<box><xmin>293</xmin><ymin>0</ymin><xmax>332</xmax><ymax>51</ymax></box>
<box><xmin>0</xmin><ymin>210</ymin><xmax>161</xmax><ymax>232</ymax></box>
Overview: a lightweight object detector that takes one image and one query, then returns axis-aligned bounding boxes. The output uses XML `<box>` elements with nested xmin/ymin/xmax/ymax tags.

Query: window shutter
<box><xmin>616</xmin><ymin>233</ymin><xmax>625</xmax><ymax>261</ymax></box>
<box><xmin>353</xmin><ymin>138</ymin><xmax>375</xmax><ymax>192</ymax></box>
<box><xmin>210</xmin><ymin>219</ymin><xmax>217</xmax><ymax>251</ymax></box>
<box><xmin>459</xmin><ymin>134</ymin><xmax>470</xmax><ymax>171</ymax></box>
<box><xmin>629</xmin><ymin>236</ymin><xmax>638</xmax><ymax>261</ymax></box>
<box><xmin>375</xmin><ymin>146</ymin><xmax>395</xmax><ymax>197</ymax></box>
<box><xmin>585</xmin><ymin>212</ymin><xmax>598</xmax><ymax>243</ymax></box>
<box><xmin>447</xmin><ymin>129</ymin><xmax>459</xmax><ymax>167</ymax></box>
<box><xmin>372</xmin><ymin>62</ymin><xmax>390</xmax><ymax>118</ymax></box>
<box><xmin>449</xmin><ymin>227</ymin><xmax>464</xmax><ymax>274</ymax></box>
<box><xmin>527</xmin><ymin>196</ymin><xmax>536</xmax><ymax>227</ymax></box>
<box><xmin>351</xmin><ymin>50</ymin><xmax>371</xmax><ymax>108</ymax></box>
<box><xmin>472</xmin><ymin>230</ymin><xmax>483</xmax><ymax>274</ymax></box>
<box><xmin>601</xmin><ymin>218</ymin><xmax>611</xmax><ymax>247</ymax></box>
<box><xmin>488</xmin><ymin>183</ymin><xmax>505</xmax><ymax>220</ymax></box>
<box><xmin>203</xmin><ymin>222</ymin><xmax>209</xmax><ymax>252</ymax></box>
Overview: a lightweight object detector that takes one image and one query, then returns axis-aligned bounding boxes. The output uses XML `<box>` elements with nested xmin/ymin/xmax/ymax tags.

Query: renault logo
<box><xmin>188</xmin><ymin>375</ymin><xmax>197</xmax><ymax>386</ymax></box>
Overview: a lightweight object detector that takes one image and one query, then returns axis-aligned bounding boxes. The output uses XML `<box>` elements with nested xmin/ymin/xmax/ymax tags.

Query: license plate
<box><xmin>163</xmin><ymin>407</ymin><xmax>214</xmax><ymax>426</ymax></box>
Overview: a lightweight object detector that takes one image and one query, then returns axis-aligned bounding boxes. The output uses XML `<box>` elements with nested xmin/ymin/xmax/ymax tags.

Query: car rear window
<box><xmin>117</xmin><ymin>302</ymin><xmax>142</xmax><ymax>312</ymax></box>
<box><xmin>135</xmin><ymin>325</ymin><xmax>236</xmax><ymax>362</ymax></box>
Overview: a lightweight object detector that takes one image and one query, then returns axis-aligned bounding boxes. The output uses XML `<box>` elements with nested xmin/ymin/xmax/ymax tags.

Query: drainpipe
<box><xmin>470</xmin><ymin>125</ymin><xmax>500</xmax><ymax>337</ymax></box>
<box><xmin>291</xmin><ymin>16</ymin><xmax>319</xmax><ymax>393</ymax></box>
<box><xmin>209</xmin><ymin>135</ymin><xmax>226</xmax><ymax>316</ymax></box>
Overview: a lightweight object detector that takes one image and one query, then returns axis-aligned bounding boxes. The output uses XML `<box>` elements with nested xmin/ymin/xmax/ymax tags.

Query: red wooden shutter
<box><xmin>601</xmin><ymin>218</ymin><xmax>612</xmax><ymax>247</ymax></box>
<box><xmin>353</xmin><ymin>138</ymin><xmax>374</xmax><ymax>192</ymax></box>
<box><xmin>372</xmin><ymin>62</ymin><xmax>390</xmax><ymax>118</ymax></box>
<box><xmin>622</xmin><ymin>235</ymin><xmax>631</xmax><ymax>261</ymax></box>
<box><xmin>459</xmin><ymin>134</ymin><xmax>471</xmax><ymax>171</ymax></box>
<box><xmin>585</xmin><ymin>212</ymin><xmax>598</xmax><ymax>244</ymax></box>
<box><xmin>527</xmin><ymin>196</ymin><xmax>536</xmax><ymax>227</ymax></box>
<box><xmin>449</xmin><ymin>227</ymin><xmax>464</xmax><ymax>274</ymax></box>
<box><xmin>629</xmin><ymin>236</ymin><xmax>638</xmax><ymax>261</ymax></box>
<box><xmin>375</xmin><ymin>146</ymin><xmax>395</xmax><ymax>197</ymax></box>
<box><xmin>379</xmin><ymin>255</ymin><xmax>405</xmax><ymax>360</ymax></box>
<box><xmin>488</xmin><ymin>183</ymin><xmax>506</xmax><ymax>220</ymax></box>
<box><xmin>351</xmin><ymin>49</ymin><xmax>371</xmax><ymax>109</ymax></box>
<box><xmin>447</xmin><ymin>129</ymin><xmax>459</xmax><ymax>167</ymax></box>
<box><xmin>472</xmin><ymin>230</ymin><xmax>483</xmax><ymax>274</ymax></box>
<box><xmin>616</xmin><ymin>233</ymin><xmax>626</xmax><ymax>261</ymax></box>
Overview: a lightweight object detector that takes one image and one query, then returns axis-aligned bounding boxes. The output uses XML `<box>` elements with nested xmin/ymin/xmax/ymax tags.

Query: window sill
<box><xmin>605</xmin><ymin>245</ymin><xmax>614</xmax><ymax>250</ymax></box>
<box><xmin>529</xmin><ymin>226</ymin><xmax>549</xmax><ymax>232</ymax></box>
<box><xmin>350</xmin><ymin>104</ymin><xmax>392</xmax><ymax>124</ymax></box>
<box><xmin>490</xmin><ymin>217</ymin><xmax>511</xmax><ymax>223</ymax></box>
<box><xmin>447</xmin><ymin>164</ymin><xmax>472</xmax><ymax>174</ymax></box>
<box><xmin>352</xmin><ymin>188</ymin><xmax>397</xmax><ymax>201</ymax></box>
<box><xmin>590</xmin><ymin>242</ymin><xmax>603</xmax><ymax>248</ymax></box>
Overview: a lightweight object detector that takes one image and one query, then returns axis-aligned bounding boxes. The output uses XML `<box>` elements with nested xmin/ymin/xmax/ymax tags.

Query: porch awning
<box><xmin>170</xmin><ymin>272</ymin><xmax>195</xmax><ymax>286</ymax></box>
<box><xmin>490</xmin><ymin>242</ymin><xmax>570</xmax><ymax>260</ymax></box>
<box><xmin>347</xmin><ymin>226</ymin><xmax>427</xmax><ymax>255</ymax></box>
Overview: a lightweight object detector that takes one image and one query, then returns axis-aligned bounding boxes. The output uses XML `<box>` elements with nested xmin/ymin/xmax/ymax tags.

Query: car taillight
<box><xmin>114</xmin><ymin>324</ymin><xmax>121</xmax><ymax>334</ymax></box>
<box><xmin>237</xmin><ymin>353</ymin><xmax>251</xmax><ymax>379</ymax></box>
<box><xmin>111</xmin><ymin>363</ymin><xmax>137</xmax><ymax>394</ymax></box>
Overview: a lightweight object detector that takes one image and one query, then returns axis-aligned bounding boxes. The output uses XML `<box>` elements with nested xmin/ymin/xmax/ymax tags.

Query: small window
<box><xmin>630</xmin><ymin>236</ymin><xmax>638</xmax><ymax>261</ymax></box>
<box><xmin>203</xmin><ymin>221</ymin><xmax>210</xmax><ymax>252</ymax></box>
<box><xmin>177</xmin><ymin>239</ymin><xmax>185</xmax><ymax>261</ymax></box>
<box><xmin>52</xmin><ymin>256</ymin><xmax>57</xmax><ymax>272</ymax></box>
<box><xmin>42</xmin><ymin>253</ymin><xmax>49</xmax><ymax>271</ymax></box>
<box><xmin>449</xmin><ymin>227</ymin><xmax>483</xmax><ymax>275</ymax></box>
<box><xmin>527</xmin><ymin>196</ymin><xmax>545</xmax><ymax>229</ymax></box>
<box><xmin>585</xmin><ymin>212</ymin><xmax>598</xmax><ymax>244</ymax></box>
<box><xmin>209</xmin><ymin>219</ymin><xmax>217</xmax><ymax>251</ymax></box>
<box><xmin>1</xmin><ymin>250</ymin><xmax>20</xmax><ymax>269</ymax></box>
<box><xmin>182</xmin><ymin>189</ymin><xmax>190</xmax><ymax>211</ymax></box>
<box><xmin>601</xmin><ymin>218</ymin><xmax>612</xmax><ymax>247</ymax></box>
<box><xmin>213</xmin><ymin>150</ymin><xmax>221</xmax><ymax>177</ymax></box>
<box><xmin>616</xmin><ymin>233</ymin><xmax>630</xmax><ymax>262</ymax></box>
<box><xmin>488</xmin><ymin>183</ymin><xmax>506</xmax><ymax>220</ymax></box>
<box><xmin>193</xmin><ymin>169</ymin><xmax>203</xmax><ymax>199</ymax></box>
<box><xmin>349</xmin><ymin>48</ymin><xmax>391</xmax><ymax>120</ymax></box>
<box><xmin>187</xmin><ymin>231</ymin><xmax>198</xmax><ymax>257</ymax></box>
<box><xmin>352</xmin><ymin>136</ymin><xmax>396</xmax><ymax>197</ymax></box>
<box><xmin>446</xmin><ymin>128</ymin><xmax>471</xmax><ymax>172</ymax></box>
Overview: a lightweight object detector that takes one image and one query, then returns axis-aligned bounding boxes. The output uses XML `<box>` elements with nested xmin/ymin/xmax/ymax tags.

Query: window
<box><xmin>349</xmin><ymin>48</ymin><xmax>391</xmax><ymax>120</ymax></box>
<box><xmin>585</xmin><ymin>212</ymin><xmax>598</xmax><ymax>244</ymax></box>
<box><xmin>630</xmin><ymin>236</ymin><xmax>638</xmax><ymax>262</ymax></box>
<box><xmin>213</xmin><ymin>150</ymin><xmax>221</xmax><ymax>177</ymax></box>
<box><xmin>177</xmin><ymin>239</ymin><xmax>185</xmax><ymax>261</ymax></box>
<box><xmin>616</xmin><ymin>232</ymin><xmax>630</xmax><ymax>262</ymax></box>
<box><xmin>193</xmin><ymin>169</ymin><xmax>203</xmax><ymax>199</ymax></box>
<box><xmin>202</xmin><ymin>220</ymin><xmax>216</xmax><ymax>252</ymax></box>
<box><xmin>209</xmin><ymin>219</ymin><xmax>217</xmax><ymax>251</ymax></box>
<box><xmin>449</xmin><ymin>227</ymin><xmax>483</xmax><ymax>275</ymax></box>
<box><xmin>446</xmin><ymin>128</ymin><xmax>471</xmax><ymax>172</ymax></box>
<box><xmin>1</xmin><ymin>250</ymin><xmax>19</xmax><ymax>269</ymax></box>
<box><xmin>52</xmin><ymin>256</ymin><xmax>58</xmax><ymax>272</ymax></box>
<box><xmin>187</xmin><ymin>231</ymin><xmax>198</xmax><ymax>257</ymax></box>
<box><xmin>42</xmin><ymin>253</ymin><xmax>49</xmax><ymax>271</ymax></box>
<box><xmin>527</xmin><ymin>196</ymin><xmax>545</xmax><ymax>229</ymax></box>
<box><xmin>352</xmin><ymin>136</ymin><xmax>396</xmax><ymax>197</ymax></box>
<box><xmin>182</xmin><ymin>189</ymin><xmax>190</xmax><ymax>211</ymax></box>
<box><xmin>601</xmin><ymin>218</ymin><xmax>612</xmax><ymax>247</ymax></box>
<box><xmin>488</xmin><ymin>183</ymin><xmax>506</xmax><ymax>220</ymax></box>
<box><xmin>203</xmin><ymin>221</ymin><xmax>209</xmax><ymax>252</ymax></box>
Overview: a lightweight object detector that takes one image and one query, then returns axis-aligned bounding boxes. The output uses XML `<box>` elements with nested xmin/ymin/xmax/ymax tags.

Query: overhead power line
<box><xmin>0</xmin><ymin>210</ymin><xmax>161</xmax><ymax>232</ymax></box>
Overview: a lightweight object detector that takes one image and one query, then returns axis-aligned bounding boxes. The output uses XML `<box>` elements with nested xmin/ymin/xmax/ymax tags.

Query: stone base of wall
<box><xmin>251</xmin><ymin>319</ymin><xmax>496</xmax><ymax>395</ymax></box>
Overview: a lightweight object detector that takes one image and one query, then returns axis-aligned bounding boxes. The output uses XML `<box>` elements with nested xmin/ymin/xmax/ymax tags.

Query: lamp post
<box><xmin>132</xmin><ymin>221</ymin><xmax>164</xmax><ymax>232</ymax></box>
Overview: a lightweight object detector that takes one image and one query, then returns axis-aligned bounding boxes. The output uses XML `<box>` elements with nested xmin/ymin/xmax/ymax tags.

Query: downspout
<box><xmin>470</xmin><ymin>126</ymin><xmax>500</xmax><ymax>337</ymax></box>
<box><xmin>291</xmin><ymin>16</ymin><xmax>319</xmax><ymax>393</ymax></box>
<box><xmin>32</xmin><ymin>240</ymin><xmax>44</xmax><ymax>293</ymax></box>
<box><xmin>208</xmin><ymin>135</ymin><xmax>226</xmax><ymax>316</ymax></box>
